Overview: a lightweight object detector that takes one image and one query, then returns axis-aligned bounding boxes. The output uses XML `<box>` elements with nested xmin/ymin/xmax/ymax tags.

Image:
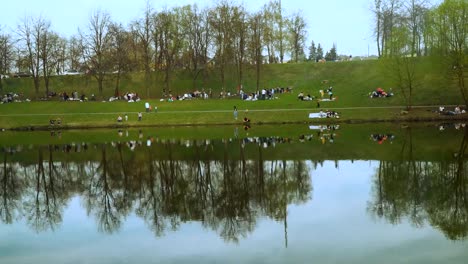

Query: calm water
<box><xmin>0</xmin><ymin>123</ymin><xmax>467</xmax><ymax>263</ymax></box>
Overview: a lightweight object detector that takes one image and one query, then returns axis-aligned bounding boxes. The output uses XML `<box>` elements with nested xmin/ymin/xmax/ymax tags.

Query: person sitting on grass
<box><xmin>117</xmin><ymin>116</ymin><xmax>123</xmax><ymax>122</ymax></box>
<box><xmin>298</xmin><ymin>92</ymin><xmax>304</xmax><ymax>101</ymax></box>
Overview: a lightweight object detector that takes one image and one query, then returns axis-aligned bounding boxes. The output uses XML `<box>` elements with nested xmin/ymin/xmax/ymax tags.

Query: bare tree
<box><xmin>17</xmin><ymin>16</ymin><xmax>51</xmax><ymax>96</ymax></box>
<box><xmin>403</xmin><ymin>0</ymin><xmax>429</xmax><ymax>56</ymax></box>
<box><xmin>249</xmin><ymin>12</ymin><xmax>263</xmax><ymax>91</ymax></box>
<box><xmin>108</xmin><ymin>23</ymin><xmax>132</xmax><ymax>97</ymax></box>
<box><xmin>40</xmin><ymin>31</ymin><xmax>63</xmax><ymax>96</ymax></box>
<box><xmin>373</xmin><ymin>0</ymin><xmax>383</xmax><ymax>57</ymax></box>
<box><xmin>81</xmin><ymin>9</ymin><xmax>113</xmax><ymax>96</ymax></box>
<box><xmin>209</xmin><ymin>1</ymin><xmax>236</xmax><ymax>93</ymax></box>
<box><xmin>133</xmin><ymin>0</ymin><xmax>153</xmax><ymax>98</ymax></box>
<box><xmin>181</xmin><ymin>5</ymin><xmax>211</xmax><ymax>90</ymax></box>
<box><xmin>67</xmin><ymin>35</ymin><xmax>84</xmax><ymax>72</ymax></box>
<box><xmin>232</xmin><ymin>5</ymin><xmax>247</xmax><ymax>89</ymax></box>
<box><xmin>0</xmin><ymin>29</ymin><xmax>14</xmax><ymax>90</ymax></box>
<box><xmin>154</xmin><ymin>8</ymin><xmax>184</xmax><ymax>95</ymax></box>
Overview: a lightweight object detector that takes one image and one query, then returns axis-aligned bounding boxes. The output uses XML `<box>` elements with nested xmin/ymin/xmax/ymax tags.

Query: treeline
<box><xmin>0</xmin><ymin>0</ymin><xmax>464</xmax><ymax>103</ymax></box>
<box><xmin>372</xmin><ymin>0</ymin><xmax>467</xmax><ymax>108</ymax></box>
<box><xmin>0</xmin><ymin>0</ymin><xmax>314</xmax><ymax>98</ymax></box>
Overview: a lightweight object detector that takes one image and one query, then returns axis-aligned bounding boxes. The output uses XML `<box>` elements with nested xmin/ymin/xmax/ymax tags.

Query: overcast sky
<box><xmin>0</xmin><ymin>0</ymin><xmax>442</xmax><ymax>57</ymax></box>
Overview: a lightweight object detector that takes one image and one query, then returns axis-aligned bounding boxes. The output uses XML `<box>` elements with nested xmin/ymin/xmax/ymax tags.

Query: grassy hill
<box><xmin>0</xmin><ymin>59</ymin><xmax>455</xmax><ymax>106</ymax></box>
<box><xmin>0</xmin><ymin>59</ymin><xmax>464</xmax><ymax>130</ymax></box>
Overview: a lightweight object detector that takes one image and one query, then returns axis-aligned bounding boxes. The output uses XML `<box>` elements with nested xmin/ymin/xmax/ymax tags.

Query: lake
<box><xmin>0</xmin><ymin>123</ymin><xmax>467</xmax><ymax>264</ymax></box>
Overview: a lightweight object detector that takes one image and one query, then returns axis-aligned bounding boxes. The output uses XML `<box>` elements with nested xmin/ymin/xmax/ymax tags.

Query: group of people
<box><xmin>240</xmin><ymin>86</ymin><xmax>292</xmax><ymax>101</ymax></box>
<box><xmin>117</xmin><ymin>112</ymin><xmax>143</xmax><ymax>122</ymax></box>
<box><xmin>1</xmin><ymin>93</ymin><xmax>21</xmax><ymax>103</ymax></box>
<box><xmin>439</xmin><ymin>105</ymin><xmax>466</xmax><ymax>115</ymax></box>
<box><xmin>319</xmin><ymin>109</ymin><xmax>340</xmax><ymax>118</ymax></box>
<box><xmin>297</xmin><ymin>92</ymin><xmax>314</xmax><ymax>101</ymax></box>
<box><xmin>109</xmin><ymin>92</ymin><xmax>140</xmax><ymax>102</ymax></box>
<box><xmin>319</xmin><ymin>86</ymin><xmax>334</xmax><ymax>100</ymax></box>
<box><xmin>60</xmin><ymin>91</ymin><xmax>89</xmax><ymax>101</ymax></box>
<box><xmin>370</xmin><ymin>134</ymin><xmax>395</xmax><ymax>144</ymax></box>
<box><xmin>145</xmin><ymin>102</ymin><xmax>157</xmax><ymax>112</ymax></box>
<box><xmin>369</xmin><ymin>87</ymin><xmax>393</xmax><ymax>98</ymax></box>
<box><xmin>297</xmin><ymin>86</ymin><xmax>334</xmax><ymax>103</ymax></box>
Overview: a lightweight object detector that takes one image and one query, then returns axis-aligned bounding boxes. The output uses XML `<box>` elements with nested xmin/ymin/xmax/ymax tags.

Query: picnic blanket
<box><xmin>318</xmin><ymin>98</ymin><xmax>336</xmax><ymax>102</ymax></box>
<box><xmin>308</xmin><ymin>113</ymin><xmax>323</xmax><ymax>118</ymax></box>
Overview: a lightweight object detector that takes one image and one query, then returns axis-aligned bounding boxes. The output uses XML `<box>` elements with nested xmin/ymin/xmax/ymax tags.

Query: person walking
<box><xmin>233</xmin><ymin>106</ymin><xmax>238</xmax><ymax>120</ymax></box>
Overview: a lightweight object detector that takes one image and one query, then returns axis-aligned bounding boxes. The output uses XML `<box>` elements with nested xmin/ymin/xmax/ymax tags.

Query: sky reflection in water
<box><xmin>1</xmin><ymin>160</ymin><xmax>467</xmax><ymax>264</ymax></box>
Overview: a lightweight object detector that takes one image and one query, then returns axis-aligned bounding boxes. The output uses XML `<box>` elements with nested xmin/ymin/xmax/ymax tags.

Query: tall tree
<box><xmin>67</xmin><ymin>35</ymin><xmax>84</xmax><ymax>72</ymax></box>
<box><xmin>373</xmin><ymin>0</ymin><xmax>383</xmax><ymax>57</ymax></box>
<box><xmin>431</xmin><ymin>0</ymin><xmax>467</xmax><ymax>106</ymax></box>
<box><xmin>0</xmin><ymin>30</ymin><xmax>14</xmax><ymax>91</ymax></box>
<box><xmin>316</xmin><ymin>43</ymin><xmax>324</xmax><ymax>60</ymax></box>
<box><xmin>108</xmin><ymin>23</ymin><xmax>131</xmax><ymax>97</ymax></box>
<box><xmin>325</xmin><ymin>43</ymin><xmax>337</xmax><ymax>61</ymax></box>
<box><xmin>403</xmin><ymin>0</ymin><xmax>429</xmax><ymax>56</ymax></box>
<box><xmin>383</xmin><ymin>24</ymin><xmax>420</xmax><ymax>110</ymax></box>
<box><xmin>262</xmin><ymin>1</ymin><xmax>278</xmax><ymax>63</ymax></box>
<box><xmin>209</xmin><ymin>1</ymin><xmax>236</xmax><ymax>92</ymax></box>
<box><xmin>249</xmin><ymin>12</ymin><xmax>264</xmax><ymax>91</ymax></box>
<box><xmin>181</xmin><ymin>5</ymin><xmax>211</xmax><ymax>90</ymax></box>
<box><xmin>232</xmin><ymin>5</ymin><xmax>248</xmax><ymax>88</ymax></box>
<box><xmin>81</xmin><ymin>10</ymin><xmax>113</xmax><ymax>96</ymax></box>
<box><xmin>134</xmin><ymin>1</ymin><xmax>153</xmax><ymax>98</ymax></box>
<box><xmin>154</xmin><ymin>8</ymin><xmax>184</xmax><ymax>95</ymax></box>
<box><xmin>276</xmin><ymin>0</ymin><xmax>286</xmax><ymax>64</ymax></box>
<box><xmin>308</xmin><ymin>40</ymin><xmax>317</xmax><ymax>62</ymax></box>
<box><xmin>17</xmin><ymin>16</ymin><xmax>50</xmax><ymax>96</ymax></box>
<box><xmin>40</xmin><ymin>30</ymin><xmax>63</xmax><ymax>96</ymax></box>
<box><xmin>288</xmin><ymin>12</ymin><xmax>307</xmax><ymax>62</ymax></box>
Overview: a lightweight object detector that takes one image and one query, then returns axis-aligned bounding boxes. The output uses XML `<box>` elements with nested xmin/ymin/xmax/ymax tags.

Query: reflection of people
<box><xmin>243</xmin><ymin>117</ymin><xmax>251</xmax><ymax>130</ymax></box>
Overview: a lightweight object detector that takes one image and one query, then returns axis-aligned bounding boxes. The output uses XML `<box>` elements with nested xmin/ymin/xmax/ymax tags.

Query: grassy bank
<box><xmin>0</xmin><ymin>59</ymin><xmax>464</xmax><ymax>130</ymax></box>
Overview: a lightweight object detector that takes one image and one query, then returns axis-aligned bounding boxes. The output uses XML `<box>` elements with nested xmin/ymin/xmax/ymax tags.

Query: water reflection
<box><xmin>2</xmin><ymin>123</ymin><xmax>468</xmax><ymax>245</ymax></box>
<box><xmin>368</xmin><ymin>125</ymin><xmax>468</xmax><ymax>240</ymax></box>
<box><xmin>0</xmin><ymin>140</ymin><xmax>311</xmax><ymax>243</ymax></box>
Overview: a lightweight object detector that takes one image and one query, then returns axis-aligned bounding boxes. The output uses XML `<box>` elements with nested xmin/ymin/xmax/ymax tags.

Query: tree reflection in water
<box><xmin>368</xmin><ymin>126</ymin><xmax>468</xmax><ymax>240</ymax></box>
<box><xmin>0</xmin><ymin>137</ymin><xmax>311</xmax><ymax>243</ymax></box>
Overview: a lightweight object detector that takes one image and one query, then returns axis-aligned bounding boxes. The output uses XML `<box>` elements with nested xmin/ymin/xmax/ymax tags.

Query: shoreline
<box><xmin>6</xmin><ymin>115</ymin><xmax>468</xmax><ymax>131</ymax></box>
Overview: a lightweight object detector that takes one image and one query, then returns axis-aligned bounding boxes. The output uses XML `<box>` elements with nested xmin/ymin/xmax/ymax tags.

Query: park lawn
<box><xmin>0</xmin><ymin>59</ymin><xmax>464</xmax><ymax>130</ymax></box>
<box><xmin>0</xmin><ymin>95</ymin><xmax>460</xmax><ymax>130</ymax></box>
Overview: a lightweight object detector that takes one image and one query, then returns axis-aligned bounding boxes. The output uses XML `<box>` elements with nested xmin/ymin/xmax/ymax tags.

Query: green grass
<box><xmin>0</xmin><ymin>59</ymin><xmax>464</xmax><ymax>129</ymax></box>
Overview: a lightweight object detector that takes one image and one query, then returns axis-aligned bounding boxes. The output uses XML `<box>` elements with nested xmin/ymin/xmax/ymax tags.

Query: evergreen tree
<box><xmin>316</xmin><ymin>43</ymin><xmax>324</xmax><ymax>61</ymax></box>
<box><xmin>308</xmin><ymin>40</ymin><xmax>317</xmax><ymax>61</ymax></box>
<box><xmin>325</xmin><ymin>43</ymin><xmax>337</xmax><ymax>61</ymax></box>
